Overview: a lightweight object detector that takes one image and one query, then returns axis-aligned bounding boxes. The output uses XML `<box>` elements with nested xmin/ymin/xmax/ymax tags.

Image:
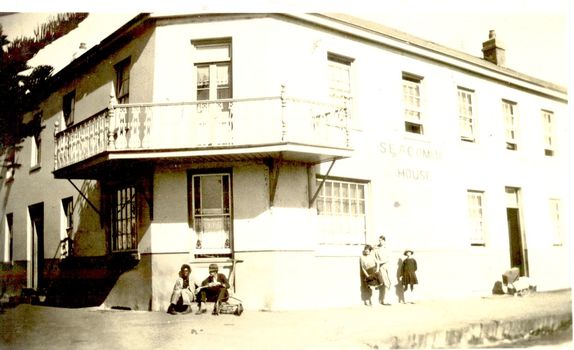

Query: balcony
<box><xmin>53</xmin><ymin>94</ymin><xmax>353</xmax><ymax>179</ymax></box>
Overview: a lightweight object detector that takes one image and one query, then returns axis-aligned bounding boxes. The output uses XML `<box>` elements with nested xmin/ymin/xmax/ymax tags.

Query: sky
<box><xmin>0</xmin><ymin>0</ymin><xmax>571</xmax><ymax>87</ymax></box>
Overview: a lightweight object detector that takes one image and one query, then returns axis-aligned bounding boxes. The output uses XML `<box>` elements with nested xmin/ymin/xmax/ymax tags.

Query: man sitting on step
<box><xmin>196</xmin><ymin>263</ymin><xmax>230</xmax><ymax>315</ymax></box>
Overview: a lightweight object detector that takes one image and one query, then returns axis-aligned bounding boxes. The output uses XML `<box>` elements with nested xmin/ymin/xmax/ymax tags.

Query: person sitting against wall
<box><xmin>167</xmin><ymin>264</ymin><xmax>198</xmax><ymax>315</ymax></box>
<box><xmin>360</xmin><ymin>244</ymin><xmax>383</xmax><ymax>306</ymax></box>
<box><xmin>196</xmin><ymin>263</ymin><xmax>230</xmax><ymax>315</ymax></box>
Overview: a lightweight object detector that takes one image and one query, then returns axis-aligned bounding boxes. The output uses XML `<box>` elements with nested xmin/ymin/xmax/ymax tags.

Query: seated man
<box><xmin>167</xmin><ymin>264</ymin><xmax>198</xmax><ymax>315</ymax></box>
<box><xmin>196</xmin><ymin>263</ymin><xmax>230</xmax><ymax>315</ymax></box>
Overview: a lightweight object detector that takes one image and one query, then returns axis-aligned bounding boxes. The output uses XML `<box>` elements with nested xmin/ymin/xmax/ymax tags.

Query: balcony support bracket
<box><xmin>265</xmin><ymin>155</ymin><xmax>283</xmax><ymax>207</ymax></box>
<box><xmin>67</xmin><ymin>179</ymin><xmax>101</xmax><ymax>218</ymax></box>
<box><xmin>308</xmin><ymin>159</ymin><xmax>337</xmax><ymax>208</ymax></box>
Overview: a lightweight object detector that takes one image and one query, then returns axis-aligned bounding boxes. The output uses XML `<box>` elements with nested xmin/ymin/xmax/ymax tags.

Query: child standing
<box><xmin>400</xmin><ymin>250</ymin><xmax>418</xmax><ymax>303</ymax></box>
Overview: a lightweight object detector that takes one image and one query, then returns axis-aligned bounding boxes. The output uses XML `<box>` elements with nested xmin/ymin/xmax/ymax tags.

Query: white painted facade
<box><xmin>0</xmin><ymin>13</ymin><xmax>569</xmax><ymax>311</ymax></box>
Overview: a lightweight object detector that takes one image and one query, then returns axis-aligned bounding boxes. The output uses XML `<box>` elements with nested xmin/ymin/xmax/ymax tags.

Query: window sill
<box><xmin>29</xmin><ymin>164</ymin><xmax>41</xmax><ymax>173</ymax></box>
<box><xmin>315</xmin><ymin>243</ymin><xmax>363</xmax><ymax>257</ymax></box>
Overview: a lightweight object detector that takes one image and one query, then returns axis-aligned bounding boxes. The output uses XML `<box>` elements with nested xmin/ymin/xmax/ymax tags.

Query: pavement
<box><xmin>0</xmin><ymin>289</ymin><xmax>571</xmax><ymax>350</ymax></box>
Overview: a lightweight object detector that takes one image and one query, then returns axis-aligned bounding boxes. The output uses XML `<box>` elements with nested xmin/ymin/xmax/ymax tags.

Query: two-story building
<box><xmin>0</xmin><ymin>13</ymin><xmax>569</xmax><ymax>311</ymax></box>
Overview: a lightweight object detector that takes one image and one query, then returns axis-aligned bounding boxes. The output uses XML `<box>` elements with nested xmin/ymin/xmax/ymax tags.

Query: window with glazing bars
<box><xmin>458</xmin><ymin>88</ymin><xmax>475</xmax><ymax>142</ymax></box>
<box><xmin>115</xmin><ymin>58</ymin><xmax>130</xmax><ymax>104</ymax></box>
<box><xmin>502</xmin><ymin>100</ymin><xmax>518</xmax><ymax>150</ymax></box>
<box><xmin>190</xmin><ymin>173</ymin><xmax>232</xmax><ymax>257</ymax></box>
<box><xmin>549</xmin><ymin>198</ymin><xmax>562</xmax><ymax>245</ymax></box>
<box><xmin>467</xmin><ymin>190</ymin><xmax>486</xmax><ymax>246</ymax></box>
<box><xmin>315</xmin><ymin>178</ymin><xmax>367</xmax><ymax>245</ymax></box>
<box><xmin>402</xmin><ymin>74</ymin><xmax>423</xmax><ymax>134</ymax></box>
<box><xmin>542</xmin><ymin>110</ymin><xmax>555</xmax><ymax>156</ymax></box>
<box><xmin>328</xmin><ymin>53</ymin><xmax>352</xmax><ymax>105</ymax></box>
<box><xmin>111</xmin><ymin>186</ymin><xmax>137</xmax><ymax>252</ymax></box>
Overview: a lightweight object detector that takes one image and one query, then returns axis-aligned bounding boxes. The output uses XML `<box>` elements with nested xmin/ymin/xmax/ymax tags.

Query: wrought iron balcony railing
<box><xmin>54</xmin><ymin>94</ymin><xmax>352</xmax><ymax>171</ymax></box>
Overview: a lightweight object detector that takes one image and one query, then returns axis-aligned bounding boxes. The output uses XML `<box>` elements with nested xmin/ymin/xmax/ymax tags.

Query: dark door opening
<box><xmin>506</xmin><ymin>208</ymin><xmax>525</xmax><ymax>275</ymax></box>
<box><xmin>29</xmin><ymin>203</ymin><xmax>45</xmax><ymax>290</ymax></box>
<box><xmin>505</xmin><ymin>187</ymin><xmax>528</xmax><ymax>276</ymax></box>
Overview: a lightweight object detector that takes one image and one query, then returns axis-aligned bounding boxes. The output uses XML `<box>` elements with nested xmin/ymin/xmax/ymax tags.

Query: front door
<box><xmin>189</xmin><ymin>172</ymin><xmax>232</xmax><ymax>258</ymax></box>
<box><xmin>505</xmin><ymin>187</ymin><xmax>528</xmax><ymax>276</ymax></box>
<box><xmin>28</xmin><ymin>203</ymin><xmax>44</xmax><ymax>289</ymax></box>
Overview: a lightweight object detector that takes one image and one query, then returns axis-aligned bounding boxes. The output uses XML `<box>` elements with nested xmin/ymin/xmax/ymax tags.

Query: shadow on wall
<box><xmin>44</xmin><ymin>177</ymin><xmax>151</xmax><ymax>308</ymax></box>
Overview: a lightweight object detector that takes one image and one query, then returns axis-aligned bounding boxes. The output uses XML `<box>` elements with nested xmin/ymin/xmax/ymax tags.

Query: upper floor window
<box><xmin>458</xmin><ymin>88</ymin><xmax>475</xmax><ymax>142</ymax></box>
<box><xmin>115</xmin><ymin>58</ymin><xmax>131</xmax><ymax>104</ymax></box>
<box><xmin>62</xmin><ymin>90</ymin><xmax>75</xmax><ymax>126</ymax></box>
<box><xmin>5</xmin><ymin>213</ymin><xmax>14</xmax><ymax>263</ymax></box>
<box><xmin>549</xmin><ymin>198</ymin><xmax>563</xmax><ymax>246</ymax></box>
<box><xmin>328</xmin><ymin>53</ymin><xmax>353</xmax><ymax>105</ymax></box>
<box><xmin>30</xmin><ymin>113</ymin><xmax>42</xmax><ymax>169</ymax></box>
<box><xmin>402</xmin><ymin>73</ymin><xmax>424</xmax><ymax>135</ymax></box>
<box><xmin>110</xmin><ymin>185</ymin><xmax>137</xmax><ymax>252</ymax></box>
<box><xmin>193</xmin><ymin>40</ymin><xmax>232</xmax><ymax>103</ymax></box>
<box><xmin>542</xmin><ymin>110</ymin><xmax>555</xmax><ymax>156</ymax></box>
<box><xmin>467</xmin><ymin>190</ymin><xmax>486</xmax><ymax>246</ymax></box>
<box><xmin>502</xmin><ymin>100</ymin><xmax>518</xmax><ymax>150</ymax></box>
<box><xmin>315</xmin><ymin>177</ymin><xmax>367</xmax><ymax>246</ymax></box>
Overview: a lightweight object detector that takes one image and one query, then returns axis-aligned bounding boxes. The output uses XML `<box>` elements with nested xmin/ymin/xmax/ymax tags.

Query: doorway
<box><xmin>28</xmin><ymin>202</ymin><xmax>45</xmax><ymax>290</ymax></box>
<box><xmin>505</xmin><ymin>187</ymin><xmax>528</xmax><ymax>276</ymax></box>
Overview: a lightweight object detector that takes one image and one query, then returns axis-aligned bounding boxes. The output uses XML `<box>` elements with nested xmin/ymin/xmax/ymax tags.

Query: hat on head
<box><xmin>180</xmin><ymin>264</ymin><xmax>191</xmax><ymax>272</ymax></box>
<box><xmin>403</xmin><ymin>250</ymin><xmax>414</xmax><ymax>256</ymax></box>
<box><xmin>208</xmin><ymin>263</ymin><xmax>219</xmax><ymax>272</ymax></box>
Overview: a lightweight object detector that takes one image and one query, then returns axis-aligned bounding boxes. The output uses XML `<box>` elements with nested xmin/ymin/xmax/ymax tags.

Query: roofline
<box><xmin>308</xmin><ymin>13</ymin><xmax>566</xmax><ymax>100</ymax></box>
<box><xmin>47</xmin><ymin>12</ymin><xmax>567</xmax><ymax>103</ymax></box>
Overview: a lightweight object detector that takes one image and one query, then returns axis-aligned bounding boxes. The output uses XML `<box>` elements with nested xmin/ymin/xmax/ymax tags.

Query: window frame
<box><xmin>5</xmin><ymin>213</ymin><xmax>14</xmax><ymax>264</ymax></box>
<box><xmin>502</xmin><ymin>100</ymin><xmax>518</xmax><ymax>150</ymax></box>
<box><xmin>542</xmin><ymin>109</ymin><xmax>555</xmax><ymax>156</ymax></box>
<box><xmin>187</xmin><ymin>168</ymin><xmax>233</xmax><ymax>258</ymax></box>
<box><xmin>114</xmin><ymin>57</ymin><xmax>131</xmax><ymax>104</ymax></box>
<box><xmin>62</xmin><ymin>90</ymin><xmax>76</xmax><ymax>127</ymax></box>
<box><xmin>549</xmin><ymin>198</ymin><xmax>563</xmax><ymax>246</ymax></box>
<box><xmin>458</xmin><ymin>87</ymin><xmax>476</xmax><ymax>142</ymax></box>
<box><xmin>467</xmin><ymin>190</ymin><xmax>487</xmax><ymax>246</ymax></box>
<box><xmin>315</xmin><ymin>176</ymin><xmax>369</xmax><ymax>247</ymax></box>
<box><xmin>30</xmin><ymin>120</ymin><xmax>42</xmax><ymax>170</ymax></box>
<box><xmin>109</xmin><ymin>184</ymin><xmax>138</xmax><ymax>253</ymax></box>
<box><xmin>327</xmin><ymin>52</ymin><xmax>353</xmax><ymax>103</ymax></box>
<box><xmin>402</xmin><ymin>73</ymin><xmax>424</xmax><ymax>135</ymax></box>
<box><xmin>192</xmin><ymin>39</ymin><xmax>232</xmax><ymax>102</ymax></box>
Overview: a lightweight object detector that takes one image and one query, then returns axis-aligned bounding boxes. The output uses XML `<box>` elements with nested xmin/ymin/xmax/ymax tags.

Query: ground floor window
<box><xmin>315</xmin><ymin>177</ymin><xmax>367</xmax><ymax>245</ymax></box>
<box><xmin>110</xmin><ymin>186</ymin><xmax>137</xmax><ymax>252</ymax></box>
<box><xmin>188</xmin><ymin>171</ymin><xmax>232</xmax><ymax>257</ymax></box>
<box><xmin>467</xmin><ymin>190</ymin><xmax>486</xmax><ymax>246</ymax></box>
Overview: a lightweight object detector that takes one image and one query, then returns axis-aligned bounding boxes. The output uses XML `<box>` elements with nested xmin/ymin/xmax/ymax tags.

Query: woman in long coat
<box><xmin>400</xmin><ymin>250</ymin><xmax>418</xmax><ymax>303</ymax></box>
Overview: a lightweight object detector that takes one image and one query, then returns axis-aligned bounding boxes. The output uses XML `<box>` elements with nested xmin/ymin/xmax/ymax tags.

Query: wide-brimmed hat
<box><xmin>208</xmin><ymin>263</ymin><xmax>219</xmax><ymax>272</ymax></box>
<box><xmin>403</xmin><ymin>250</ymin><xmax>414</xmax><ymax>256</ymax></box>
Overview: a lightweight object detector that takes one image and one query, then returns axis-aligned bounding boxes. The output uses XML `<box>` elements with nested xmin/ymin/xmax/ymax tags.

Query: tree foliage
<box><xmin>0</xmin><ymin>13</ymin><xmax>88</xmax><ymax>153</ymax></box>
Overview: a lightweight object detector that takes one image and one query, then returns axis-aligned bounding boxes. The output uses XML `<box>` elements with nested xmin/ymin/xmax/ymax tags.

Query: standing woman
<box><xmin>401</xmin><ymin>250</ymin><xmax>418</xmax><ymax>303</ymax></box>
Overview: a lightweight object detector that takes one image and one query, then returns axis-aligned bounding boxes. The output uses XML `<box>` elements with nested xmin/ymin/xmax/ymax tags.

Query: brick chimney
<box><xmin>482</xmin><ymin>30</ymin><xmax>505</xmax><ymax>66</ymax></box>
